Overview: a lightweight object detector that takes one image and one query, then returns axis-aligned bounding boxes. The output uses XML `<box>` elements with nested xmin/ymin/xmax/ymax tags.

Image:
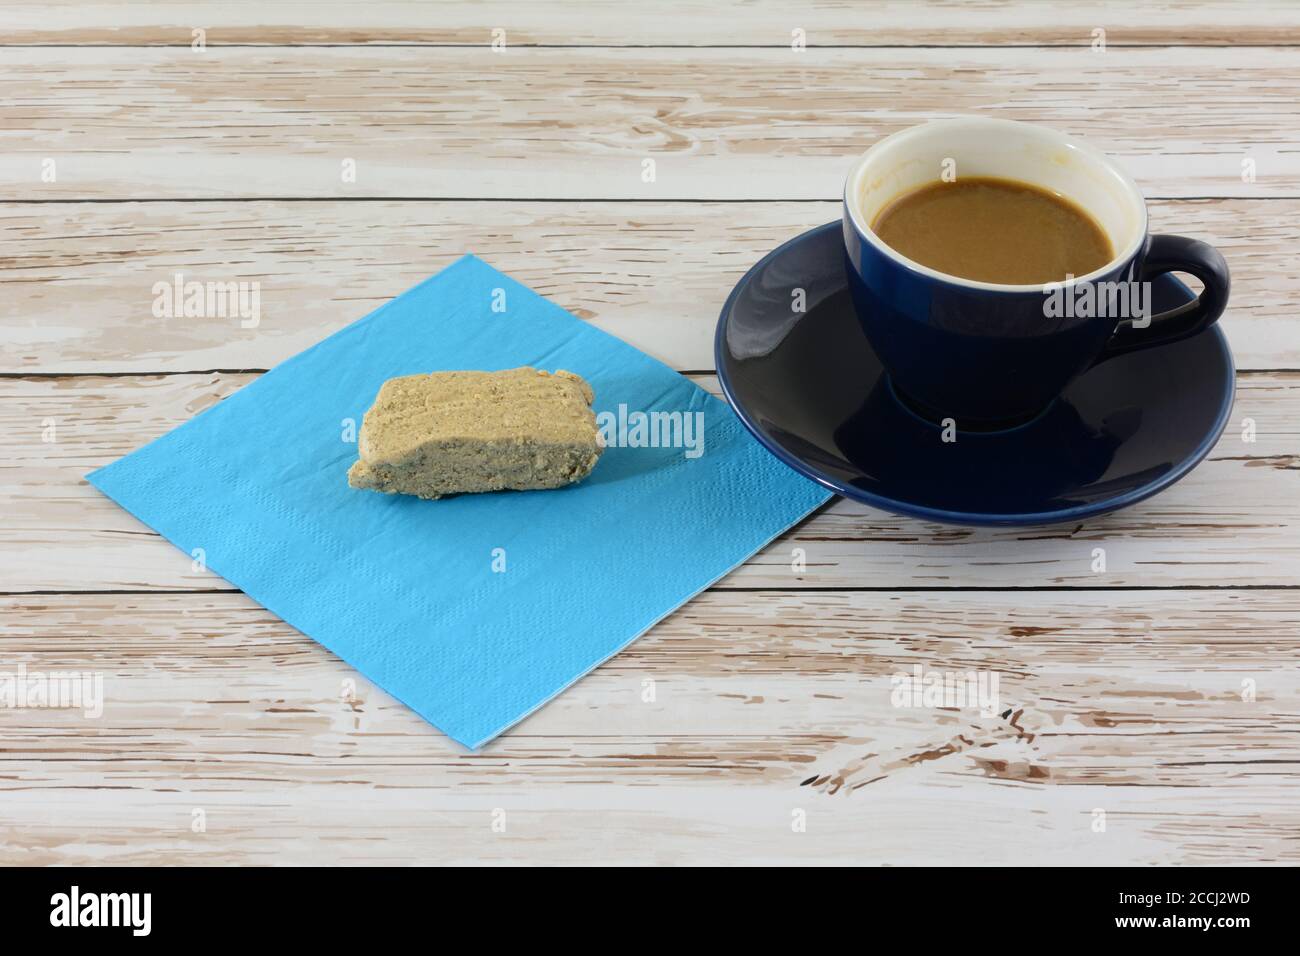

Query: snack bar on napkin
<box><xmin>88</xmin><ymin>256</ymin><xmax>832</xmax><ymax>749</ymax></box>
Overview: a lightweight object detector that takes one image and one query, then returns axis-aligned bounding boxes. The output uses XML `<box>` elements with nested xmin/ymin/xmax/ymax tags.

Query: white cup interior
<box><xmin>845</xmin><ymin>118</ymin><xmax>1148</xmax><ymax>290</ymax></box>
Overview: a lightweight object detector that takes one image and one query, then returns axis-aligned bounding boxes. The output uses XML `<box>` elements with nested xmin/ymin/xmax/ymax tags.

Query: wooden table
<box><xmin>3</xmin><ymin>1</ymin><xmax>1298</xmax><ymax>865</ymax></box>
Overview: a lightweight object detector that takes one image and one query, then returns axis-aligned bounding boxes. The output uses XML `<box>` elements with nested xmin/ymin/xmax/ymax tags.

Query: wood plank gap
<box><xmin>0</xmin><ymin>368</ymin><xmax>1289</xmax><ymax>380</ymax></box>
<box><xmin>7</xmin><ymin>584</ymin><xmax>1298</xmax><ymax>597</ymax></box>
<box><xmin>5</xmin><ymin>43</ymin><xmax>1300</xmax><ymax>50</ymax></box>
<box><xmin>3</xmin><ymin>196</ymin><xmax>1298</xmax><ymax>204</ymax></box>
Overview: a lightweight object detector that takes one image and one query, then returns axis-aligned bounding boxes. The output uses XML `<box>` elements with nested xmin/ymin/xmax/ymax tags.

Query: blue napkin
<box><xmin>88</xmin><ymin>256</ymin><xmax>831</xmax><ymax>749</ymax></box>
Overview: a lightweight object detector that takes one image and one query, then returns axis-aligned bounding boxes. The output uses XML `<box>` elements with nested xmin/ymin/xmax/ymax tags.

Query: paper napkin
<box><xmin>88</xmin><ymin>256</ymin><xmax>831</xmax><ymax>748</ymax></box>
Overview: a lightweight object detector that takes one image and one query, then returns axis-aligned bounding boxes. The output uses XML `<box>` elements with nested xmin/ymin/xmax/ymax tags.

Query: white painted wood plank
<box><xmin>1</xmin><ymin>590</ymin><xmax>1295</xmax><ymax>864</ymax></box>
<box><xmin>2</xmin><ymin>1</ymin><xmax>1296</xmax><ymax>47</ymax></box>
<box><xmin>1</xmin><ymin>47</ymin><xmax>1297</xmax><ymax>199</ymax></box>
<box><xmin>2</xmin><ymin>373</ymin><xmax>1296</xmax><ymax>591</ymax></box>
<box><xmin>1</xmin><ymin>199</ymin><xmax>1291</xmax><ymax>374</ymax></box>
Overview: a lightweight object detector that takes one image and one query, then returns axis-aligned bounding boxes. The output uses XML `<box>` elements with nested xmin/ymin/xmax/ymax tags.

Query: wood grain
<box><xmin>3</xmin><ymin>198</ymin><xmax>1295</xmax><ymax>375</ymax></box>
<box><xmin>2</xmin><ymin>47</ymin><xmax>1298</xmax><ymax>200</ymax></box>
<box><xmin>3</xmin><ymin>1</ymin><xmax>1299</xmax><ymax>47</ymax></box>
<box><xmin>3</xmin><ymin>372</ymin><xmax>1296</xmax><ymax>592</ymax></box>
<box><xmin>1</xmin><ymin>589</ymin><xmax>1295</xmax><ymax>864</ymax></box>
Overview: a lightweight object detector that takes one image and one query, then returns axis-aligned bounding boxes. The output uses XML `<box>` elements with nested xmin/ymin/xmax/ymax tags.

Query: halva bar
<box><xmin>347</xmin><ymin>367</ymin><xmax>603</xmax><ymax>499</ymax></box>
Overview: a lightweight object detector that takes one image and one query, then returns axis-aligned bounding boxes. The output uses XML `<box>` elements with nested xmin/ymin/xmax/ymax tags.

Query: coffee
<box><xmin>870</xmin><ymin>176</ymin><xmax>1112</xmax><ymax>285</ymax></box>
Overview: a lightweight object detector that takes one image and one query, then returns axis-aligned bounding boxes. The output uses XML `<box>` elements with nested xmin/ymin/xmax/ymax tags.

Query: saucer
<box><xmin>715</xmin><ymin>222</ymin><xmax>1235</xmax><ymax>526</ymax></box>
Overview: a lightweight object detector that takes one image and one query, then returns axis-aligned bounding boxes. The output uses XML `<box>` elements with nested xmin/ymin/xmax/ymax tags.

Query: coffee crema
<box><xmin>870</xmin><ymin>176</ymin><xmax>1113</xmax><ymax>285</ymax></box>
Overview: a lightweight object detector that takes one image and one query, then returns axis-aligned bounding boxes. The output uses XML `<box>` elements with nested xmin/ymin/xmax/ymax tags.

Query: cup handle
<box><xmin>1096</xmin><ymin>234</ymin><xmax>1230</xmax><ymax>359</ymax></box>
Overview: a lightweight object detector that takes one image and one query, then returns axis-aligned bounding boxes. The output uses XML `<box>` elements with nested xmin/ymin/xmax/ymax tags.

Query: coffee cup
<box><xmin>842</xmin><ymin>117</ymin><xmax>1230</xmax><ymax>425</ymax></box>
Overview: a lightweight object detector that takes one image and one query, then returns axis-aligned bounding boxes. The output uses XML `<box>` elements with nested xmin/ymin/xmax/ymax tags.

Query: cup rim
<box><xmin>843</xmin><ymin>117</ymin><xmax>1149</xmax><ymax>293</ymax></box>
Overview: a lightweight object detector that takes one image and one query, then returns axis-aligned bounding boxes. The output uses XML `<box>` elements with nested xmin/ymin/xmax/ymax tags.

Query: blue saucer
<box><xmin>715</xmin><ymin>222</ymin><xmax>1235</xmax><ymax>526</ymax></box>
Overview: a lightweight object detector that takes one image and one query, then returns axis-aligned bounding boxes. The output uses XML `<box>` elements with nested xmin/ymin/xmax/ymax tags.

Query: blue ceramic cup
<box><xmin>843</xmin><ymin>118</ymin><xmax>1230</xmax><ymax>425</ymax></box>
